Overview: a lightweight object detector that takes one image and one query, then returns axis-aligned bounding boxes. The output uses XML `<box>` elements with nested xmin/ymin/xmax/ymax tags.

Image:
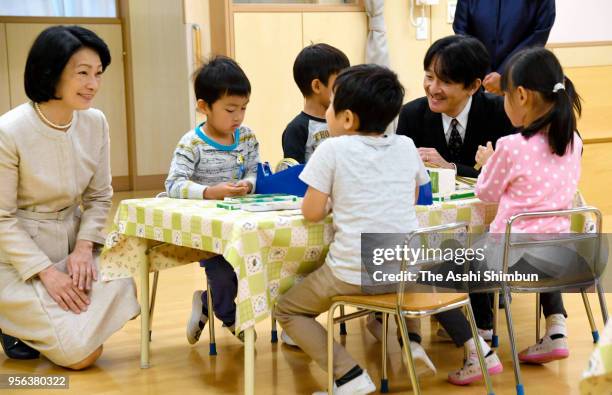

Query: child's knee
<box><xmin>274</xmin><ymin>296</ymin><xmax>291</xmax><ymax>324</ymax></box>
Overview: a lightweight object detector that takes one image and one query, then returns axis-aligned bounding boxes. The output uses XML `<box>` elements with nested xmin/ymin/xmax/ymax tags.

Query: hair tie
<box><xmin>552</xmin><ymin>82</ymin><xmax>565</xmax><ymax>93</ymax></box>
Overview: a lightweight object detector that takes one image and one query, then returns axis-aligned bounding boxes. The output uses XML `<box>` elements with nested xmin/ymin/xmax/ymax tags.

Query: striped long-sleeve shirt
<box><xmin>165</xmin><ymin>123</ymin><xmax>260</xmax><ymax>199</ymax></box>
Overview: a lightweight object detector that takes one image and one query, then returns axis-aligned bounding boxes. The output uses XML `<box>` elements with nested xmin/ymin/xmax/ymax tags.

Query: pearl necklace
<box><xmin>33</xmin><ymin>102</ymin><xmax>73</xmax><ymax>130</ymax></box>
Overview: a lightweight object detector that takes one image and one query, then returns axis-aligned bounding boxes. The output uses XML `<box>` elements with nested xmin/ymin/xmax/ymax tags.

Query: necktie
<box><xmin>448</xmin><ymin>118</ymin><xmax>462</xmax><ymax>161</ymax></box>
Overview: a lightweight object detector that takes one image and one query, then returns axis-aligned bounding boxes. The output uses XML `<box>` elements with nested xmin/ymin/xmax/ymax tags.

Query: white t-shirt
<box><xmin>299</xmin><ymin>134</ymin><xmax>430</xmax><ymax>285</ymax></box>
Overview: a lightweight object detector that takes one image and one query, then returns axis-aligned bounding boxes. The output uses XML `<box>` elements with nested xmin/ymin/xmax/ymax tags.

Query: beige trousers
<box><xmin>275</xmin><ymin>264</ymin><xmax>420</xmax><ymax>379</ymax></box>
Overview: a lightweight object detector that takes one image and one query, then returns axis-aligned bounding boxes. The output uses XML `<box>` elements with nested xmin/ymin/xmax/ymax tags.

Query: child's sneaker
<box><xmin>518</xmin><ymin>335</ymin><xmax>569</xmax><ymax>364</ymax></box>
<box><xmin>447</xmin><ymin>351</ymin><xmax>503</xmax><ymax>386</ymax></box>
<box><xmin>312</xmin><ymin>370</ymin><xmax>376</xmax><ymax>395</ymax></box>
<box><xmin>186</xmin><ymin>290</ymin><xmax>208</xmax><ymax>345</ymax></box>
<box><xmin>281</xmin><ymin>330</ymin><xmax>298</xmax><ymax>347</ymax></box>
<box><xmin>402</xmin><ymin>341</ymin><xmax>437</xmax><ymax>377</ymax></box>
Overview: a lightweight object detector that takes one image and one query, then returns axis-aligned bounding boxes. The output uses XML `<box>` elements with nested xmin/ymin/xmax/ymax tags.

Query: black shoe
<box><xmin>0</xmin><ymin>329</ymin><xmax>40</xmax><ymax>360</ymax></box>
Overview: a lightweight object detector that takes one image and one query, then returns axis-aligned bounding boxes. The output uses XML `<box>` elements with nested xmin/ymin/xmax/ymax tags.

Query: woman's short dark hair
<box><xmin>501</xmin><ymin>48</ymin><xmax>582</xmax><ymax>156</ymax></box>
<box><xmin>24</xmin><ymin>25</ymin><xmax>111</xmax><ymax>103</ymax></box>
<box><xmin>424</xmin><ymin>35</ymin><xmax>490</xmax><ymax>88</ymax></box>
<box><xmin>193</xmin><ymin>56</ymin><xmax>251</xmax><ymax>105</ymax></box>
<box><xmin>332</xmin><ymin>64</ymin><xmax>404</xmax><ymax>133</ymax></box>
<box><xmin>293</xmin><ymin>43</ymin><xmax>350</xmax><ymax>97</ymax></box>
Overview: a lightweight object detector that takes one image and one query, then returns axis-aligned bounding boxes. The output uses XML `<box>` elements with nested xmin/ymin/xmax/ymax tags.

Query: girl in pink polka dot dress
<box><xmin>475</xmin><ymin>48</ymin><xmax>583</xmax><ymax>366</ymax></box>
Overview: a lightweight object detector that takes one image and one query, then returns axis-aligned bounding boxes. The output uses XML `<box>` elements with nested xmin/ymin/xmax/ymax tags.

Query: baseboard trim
<box><xmin>133</xmin><ymin>174</ymin><xmax>167</xmax><ymax>191</ymax></box>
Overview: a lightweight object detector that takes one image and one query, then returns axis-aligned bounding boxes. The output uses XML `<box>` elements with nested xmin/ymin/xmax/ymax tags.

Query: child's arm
<box><xmin>413</xmin><ymin>138</ymin><xmax>430</xmax><ymax>204</ymax></box>
<box><xmin>298</xmin><ymin>139</ymin><xmax>335</xmax><ymax>222</ymax></box>
<box><xmin>475</xmin><ymin>138</ymin><xmax>512</xmax><ymax>203</ymax></box>
<box><xmin>165</xmin><ymin>138</ymin><xmax>206</xmax><ymax>199</ymax></box>
<box><xmin>240</xmin><ymin>127</ymin><xmax>260</xmax><ymax>194</ymax></box>
<box><xmin>302</xmin><ymin>186</ymin><xmax>329</xmax><ymax>222</ymax></box>
<box><xmin>282</xmin><ymin>122</ymin><xmax>308</xmax><ymax>164</ymax></box>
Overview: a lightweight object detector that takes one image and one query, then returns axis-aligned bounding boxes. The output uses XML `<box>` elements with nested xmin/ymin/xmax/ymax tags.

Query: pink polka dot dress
<box><xmin>475</xmin><ymin>132</ymin><xmax>582</xmax><ymax>234</ymax></box>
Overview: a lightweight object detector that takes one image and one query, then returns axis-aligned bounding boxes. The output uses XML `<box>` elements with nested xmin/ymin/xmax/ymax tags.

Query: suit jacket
<box><xmin>396</xmin><ymin>91</ymin><xmax>514</xmax><ymax>178</ymax></box>
<box><xmin>453</xmin><ymin>0</ymin><xmax>555</xmax><ymax>72</ymax></box>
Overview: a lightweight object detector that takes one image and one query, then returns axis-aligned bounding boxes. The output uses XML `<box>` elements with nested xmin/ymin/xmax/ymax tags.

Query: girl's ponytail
<box><xmin>501</xmin><ymin>48</ymin><xmax>582</xmax><ymax>156</ymax></box>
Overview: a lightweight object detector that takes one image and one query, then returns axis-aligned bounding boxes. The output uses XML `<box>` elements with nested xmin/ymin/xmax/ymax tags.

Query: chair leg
<box><xmin>502</xmin><ymin>290</ymin><xmax>524</xmax><ymax>395</ymax></box>
<box><xmin>339</xmin><ymin>305</ymin><xmax>347</xmax><ymax>335</ymax></box>
<box><xmin>328</xmin><ymin>303</ymin><xmax>340</xmax><ymax>394</ymax></box>
<box><xmin>148</xmin><ymin>271</ymin><xmax>159</xmax><ymax>342</ymax></box>
<box><xmin>492</xmin><ymin>291</ymin><xmax>499</xmax><ymax>348</ymax></box>
<box><xmin>397</xmin><ymin>312</ymin><xmax>421</xmax><ymax>394</ymax></box>
<box><xmin>207</xmin><ymin>280</ymin><xmax>217</xmax><ymax>356</ymax></box>
<box><xmin>581</xmin><ymin>289</ymin><xmax>599</xmax><ymax>343</ymax></box>
<box><xmin>596</xmin><ymin>281</ymin><xmax>609</xmax><ymax>324</ymax></box>
<box><xmin>381</xmin><ymin>313</ymin><xmax>389</xmax><ymax>393</ymax></box>
<box><xmin>536</xmin><ymin>293</ymin><xmax>542</xmax><ymax>342</ymax></box>
<box><xmin>270</xmin><ymin>308</ymin><xmax>278</xmax><ymax>343</ymax></box>
<box><xmin>466</xmin><ymin>302</ymin><xmax>495</xmax><ymax>395</ymax></box>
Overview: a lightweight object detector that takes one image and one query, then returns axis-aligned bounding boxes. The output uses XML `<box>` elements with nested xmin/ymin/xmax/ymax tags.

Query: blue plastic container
<box><xmin>254</xmin><ymin>162</ymin><xmax>308</xmax><ymax>197</ymax></box>
<box><xmin>417</xmin><ymin>182</ymin><xmax>433</xmax><ymax>205</ymax></box>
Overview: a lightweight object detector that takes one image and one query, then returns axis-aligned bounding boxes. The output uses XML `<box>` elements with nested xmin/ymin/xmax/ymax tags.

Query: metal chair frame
<box><xmin>326</xmin><ymin>222</ymin><xmax>495</xmax><ymax>394</ymax></box>
<box><xmin>486</xmin><ymin>206</ymin><xmax>608</xmax><ymax>395</ymax></box>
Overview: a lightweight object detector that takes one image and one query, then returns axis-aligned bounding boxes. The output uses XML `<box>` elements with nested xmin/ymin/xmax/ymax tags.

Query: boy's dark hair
<box><xmin>501</xmin><ymin>48</ymin><xmax>582</xmax><ymax>156</ymax></box>
<box><xmin>25</xmin><ymin>25</ymin><xmax>111</xmax><ymax>103</ymax></box>
<box><xmin>293</xmin><ymin>43</ymin><xmax>350</xmax><ymax>97</ymax></box>
<box><xmin>194</xmin><ymin>56</ymin><xmax>251</xmax><ymax>105</ymax></box>
<box><xmin>332</xmin><ymin>64</ymin><xmax>404</xmax><ymax>133</ymax></box>
<box><xmin>423</xmin><ymin>35</ymin><xmax>490</xmax><ymax>88</ymax></box>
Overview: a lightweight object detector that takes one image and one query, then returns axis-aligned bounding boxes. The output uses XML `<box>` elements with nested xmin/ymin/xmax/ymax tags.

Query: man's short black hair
<box><xmin>293</xmin><ymin>43</ymin><xmax>350</xmax><ymax>97</ymax></box>
<box><xmin>25</xmin><ymin>25</ymin><xmax>111</xmax><ymax>103</ymax></box>
<box><xmin>423</xmin><ymin>35</ymin><xmax>490</xmax><ymax>87</ymax></box>
<box><xmin>332</xmin><ymin>64</ymin><xmax>404</xmax><ymax>133</ymax></box>
<box><xmin>194</xmin><ymin>56</ymin><xmax>251</xmax><ymax>105</ymax></box>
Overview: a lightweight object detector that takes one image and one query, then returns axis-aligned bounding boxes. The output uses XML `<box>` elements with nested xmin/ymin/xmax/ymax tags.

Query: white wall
<box><xmin>549</xmin><ymin>0</ymin><xmax>612</xmax><ymax>43</ymax></box>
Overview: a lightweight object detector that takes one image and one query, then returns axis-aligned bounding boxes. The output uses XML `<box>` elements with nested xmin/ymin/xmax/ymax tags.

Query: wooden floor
<box><xmin>1</xmin><ymin>190</ymin><xmax>610</xmax><ymax>395</ymax></box>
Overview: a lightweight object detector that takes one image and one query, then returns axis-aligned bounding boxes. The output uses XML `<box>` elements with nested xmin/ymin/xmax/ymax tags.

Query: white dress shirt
<box><xmin>442</xmin><ymin>96</ymin><xmax>472</xmax><ymax>144</ymax></box>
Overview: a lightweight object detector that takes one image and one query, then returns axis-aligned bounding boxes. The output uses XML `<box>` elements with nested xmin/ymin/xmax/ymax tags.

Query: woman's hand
<box><xmin>39</xmin><ymin>266</ymin><xmax>90</xmax><ymax>314</ymax></box>
<box><xmin>66</xmin><ymin>240</ymin><xmax>97</xmax><ymax>291</ymax></box>
<box><xmin>475</xmin><ymin>141</ymin><xmax>494</xmax><ymax>168</ymax></box>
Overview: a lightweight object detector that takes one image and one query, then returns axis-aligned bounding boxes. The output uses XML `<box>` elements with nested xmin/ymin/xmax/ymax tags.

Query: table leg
<box><xmin>140</xmin><ymin>255</ymin><xmax>150</xmax><ymax>369</ymax></box>
<box><xmin>244</xmin><ymin>326</ymin><xmax>255</xmax><ymax>395</ymax></box>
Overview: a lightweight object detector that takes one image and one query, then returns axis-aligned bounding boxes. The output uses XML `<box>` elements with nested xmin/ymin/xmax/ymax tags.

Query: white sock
<box><xmin>545</xmin><ymin>314</ymin><xmax>567</xmax><ymax>337</ymax></box>
<box><xmin>465</xmin><ymin>336</ymin><xmax>491</xmax><ymax>362</ymax></box>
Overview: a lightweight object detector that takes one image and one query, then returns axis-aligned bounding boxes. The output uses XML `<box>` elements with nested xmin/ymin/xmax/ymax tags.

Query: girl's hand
<box><xmin>66</xmin><ymin>240</ymin><xmax>97</xmax><ymax>291</ymax></box>
<box><xmin>39</xmin><ymin>266</ymin><xmax>90</xmax><ymax>314</ymax></box>
<box><xmin>475</xmin><ymin>141</ymin><xmax>494</xmax><ymax>168</ymax></box>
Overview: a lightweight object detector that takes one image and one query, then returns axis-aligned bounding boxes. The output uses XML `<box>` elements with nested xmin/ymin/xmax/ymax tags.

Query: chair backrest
<box><xmin>502</xmin><ymin>206</ymin><xmax>605</xmax><ymax>291</ymax></box>
<box><xmin>396</xmin><ymin>221</ymin><xmax>470</xmax><ymax>309</ymax></box>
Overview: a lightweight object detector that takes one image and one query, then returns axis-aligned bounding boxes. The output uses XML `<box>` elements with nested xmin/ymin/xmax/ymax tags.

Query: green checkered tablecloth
<box><xmin>100</xmin><ymin>197</ymin><xmax>493</xmax><ymax>332</ymax></box>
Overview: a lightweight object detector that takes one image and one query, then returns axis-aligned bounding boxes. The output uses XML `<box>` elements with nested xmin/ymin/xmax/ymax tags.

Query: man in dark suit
<box><xmin>395</xmin><ymin>36</ymin><xmax>513</xmax><ymax>339</ymax></box>
<box><xmin>453</xmin><ymin>0</ymin><xmax>556</xmax><ymax>94</ymax></box>
<box><xmin>397</xmin><ymin>35</ymin><xmax>513</xmax><ymax>178</ymax></box>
